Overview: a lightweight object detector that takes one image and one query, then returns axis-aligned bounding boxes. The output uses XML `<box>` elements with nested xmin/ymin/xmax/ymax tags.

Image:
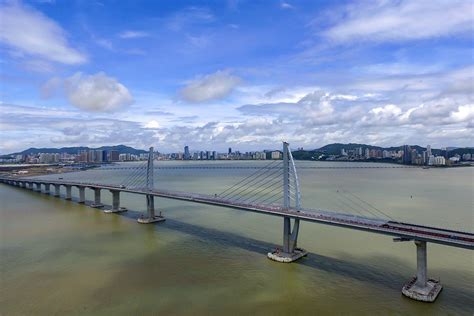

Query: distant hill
<box><xmin>317</xmin><ymin>143</ymin><xmax>384</xmax><ymax>155</ymax></box>
<box><xmin>292</xmin><ymin>143</ymin><xmax>472</xmax><ymax>160</ymax></box>
<box><xmin>8</xmin><ymin>145</ymin><xmax>148</xmax><ymax>156</ymax></box>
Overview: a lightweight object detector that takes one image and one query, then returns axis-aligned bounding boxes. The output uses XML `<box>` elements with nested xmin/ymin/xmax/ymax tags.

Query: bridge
<box><xmin>1</xmin><ymin>142</ymin><xmax>472</xmax><ymax>303</ymax></box>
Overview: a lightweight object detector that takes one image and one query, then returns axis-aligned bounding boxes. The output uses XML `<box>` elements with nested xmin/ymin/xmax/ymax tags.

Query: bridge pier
<box><xmin>65</xmin><ymin>185</ymin><xmax>72</xmax><ymax>200</ymax></box>
<box><xmin>104</xmin><ymin>190</ymin><xmax>127</xmax><ymax>213</ymax></box>
<box><xmin>34</xmin><ymin>182</ymin><xmax>41</xmax><ymax>192</ymax></box>
<box><xmin>402</xmin><ymin>240</ymin><xmax>442</xmax><ymax>302</ymax></box>
<box><xmin>90</xmin><ymin>188</ymin><xmax>104</xmax><ymax>208</ymax></box>
<box><xmin>138</xmin><ymin>194</ymin><xmax>165</xmax><ymax>224</ymax></box>
<box><xmin>27</xmin><ymin>182</ymin><xmax>33</xmax><ymax>190</ymax></box>
<box><xmin>267</xmin><ymin>217</ymin><xmax>307</xmax><ymax>262</ymax></box>
<box><xmin>44</xmin><ymin>183</ymin><xmax>50</xmax><ymax>194</ymax></box>
<box><xmin>77</xmin><ymin>186</ymin><xmax>85</xmax><ymax>203</ymax></box>
<box><xmin>53</xmin><ymin>184</ymin><xmax>60</xmax><ymax>197</ymax></box>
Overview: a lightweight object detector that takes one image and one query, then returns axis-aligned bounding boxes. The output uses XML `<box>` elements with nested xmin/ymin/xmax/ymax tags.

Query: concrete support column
<box><xmin>112</xmin><ymin>190</ymin><xmax>120</xmax><ymax>209</ymax></box>
<box><xmin>66</xmin><ymin>185</ymin><xmax>73</xmax><ymax>200</ymax></box>
<box><xmin>147</xmin><ymin>194</ymin><xmax>155</xmax><ymax>218</ymax></box>
<box><xmin>44</xmin><ymin>184</ymin><xmax>50</xmax><ymax>194</ymax></box>
<box><xmin>415</xmin><ymin>241</ymin><xmax>427</xmax><ymax>287</ymax></box>
<box><xmin>77</xmin><ymin>186</ymin><xmax>85</xmax><ymax>203</ymax></box>
<box><xmin>28</xmin><ymin>182</ymin><xmax>33</xmax><ymax>190</ymax></box>
<box><xmin>268</xmin><ymin>217</ymin><xmax>305</xmax><ymax>263</ymax></box>
<box><xmin>401</xmin><ymin>240</ymin><xmax>442</xmax><ymax>302</ymax></box>
<box><xmin>137</xmin><ymin>194</ymin><xmax>165</xmax><ymax>224</ymax></box>
<box><xmin>54</xmin><ymin>184</ymin><xmax>60</xmax><ymax>197</ymax></box>
<box><xmin>104</xmin><ymin>190</ymin><xmax>127</xmax><ymax>213</ymax></box>
<box><xmin>91</xmin><ymin>188</ymin><xmax>103</xmax><ymax>208</ymax></box>
<box><xmin>283</xmin><ymin>217</ymin><xmax>291</xmax><ymax>253</ymax></box>
<box><xmin>35</xmin><ymin>183</ymin><xmax>41</xmax><ymax>192</ymax></box>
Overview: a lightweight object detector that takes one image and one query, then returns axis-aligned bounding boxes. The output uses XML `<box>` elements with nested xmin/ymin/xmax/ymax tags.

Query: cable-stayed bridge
<box><xmin>1</xmin><ymin>142</ymin><xmax>472</xmax><ymax>303</ymax></box>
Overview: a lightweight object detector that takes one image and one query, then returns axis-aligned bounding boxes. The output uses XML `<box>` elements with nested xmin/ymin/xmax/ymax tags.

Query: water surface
<box><xmin>1</xmin><ymin>161</ymin><xmax>473</xmax><ymax>315</ymax></box>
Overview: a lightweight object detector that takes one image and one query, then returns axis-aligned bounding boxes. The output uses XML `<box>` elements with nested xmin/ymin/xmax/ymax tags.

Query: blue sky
<box><xmin>0</xmin><ymin>0</ymin><xmax>473</xmax><ymax>153</ymax></box>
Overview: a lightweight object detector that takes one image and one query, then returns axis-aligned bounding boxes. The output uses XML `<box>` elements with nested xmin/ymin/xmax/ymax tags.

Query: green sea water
<box><xmin>1</xmin><ymin>161</ymin><xmax>473</xmax><ymax>315</ymax></box>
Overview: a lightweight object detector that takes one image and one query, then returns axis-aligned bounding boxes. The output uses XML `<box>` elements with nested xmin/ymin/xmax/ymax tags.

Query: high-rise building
<box><xmin>228</xmin><ymin>147</ymin><xmax>232</xmax><ymax>155</ymax></box>
<box><xmin>271</xmin><ymin>151</ymin><xmax>282</xmax><ymax>159</ymax></box>
<box><xmin>95</xmin><ymin>150</ymin><xmax>104</xmax><ymax>163</ymax></box>
<box><xmin>426</xmin><ymin>145</ymin><xmax>432</xmax><ymax>157</ymax></box>
<box><xmin>79</xmin><ymin>150</ymin><xmax>88</xmax><ymax>162</ymax></box>
<box><xmin>410</xmin><ymin>149</ymin><xmax>417</xmax><ymax>164</ymax></box>
<box><xmin>402</xmin><ymin>145</ymin><xmax>412</xmax><ymax>164</ymax></box>
<box><xmin>184</xmin><ymin>146</ymin><xmax>190</xmax><ymax>160</ymax></box>
<box><xmin>109</xmin><ymin>150</ymin><xmax>119</xmax><ymax>162</ymax></box>
<box><xmin>88</xmin><ymin>150</ymin><xmax>96</xmax><ymax>163</ymax></box>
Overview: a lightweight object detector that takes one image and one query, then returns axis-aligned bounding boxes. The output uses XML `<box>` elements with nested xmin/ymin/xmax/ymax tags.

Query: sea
<box><xmin>1</xmin><ymin>161</ymin><xmax>472</xmax><ymax>315</ymax></box>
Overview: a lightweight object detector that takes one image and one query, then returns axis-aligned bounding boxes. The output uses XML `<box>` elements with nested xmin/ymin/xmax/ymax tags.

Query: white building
<box><xmin>433</xmin><ymin>156</ymin><xmax>445</xmax><ymax>166</ymax></box>
<box><xmin>271</xmin><ymin>151</ymin><xmax>282</xmax><ymax>159</ymax></box>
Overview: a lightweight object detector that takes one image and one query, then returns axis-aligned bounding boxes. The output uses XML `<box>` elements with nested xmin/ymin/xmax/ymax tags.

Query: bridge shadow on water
<box><xmin>48</xmin><ymin>196</ymin><xmax>473</xmax><ymax>307</ymax></box>
<box><xmin>114</xmin><ymin>207</ymin><xmax>473</xmax><ymax>299</ymax></box>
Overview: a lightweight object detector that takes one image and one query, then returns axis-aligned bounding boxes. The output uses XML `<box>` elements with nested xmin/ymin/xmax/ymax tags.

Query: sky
<box><xmin>0</xmin><ymin>0</ymin><xmax>473</xmax><ymax>154</ymax></box>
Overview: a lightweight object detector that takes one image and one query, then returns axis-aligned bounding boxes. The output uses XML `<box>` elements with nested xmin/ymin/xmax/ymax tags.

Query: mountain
<box><xmin>317</xmin><ymin>143</ymin><xmax>384</xmax><ymax>155</ymax></box>
<box><xmin>8</xmin><ymin>145</ymin><xmax>148</xmax><ymax>156</ymax></box>
<box><xmin>292</xmin><ymin>143</ymin><xmax>473</xmax><ymax>160</ymax></box>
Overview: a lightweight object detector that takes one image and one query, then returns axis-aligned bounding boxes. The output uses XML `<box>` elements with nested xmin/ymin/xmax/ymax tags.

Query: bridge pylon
<box><xmin>268</xmin><ymin>142</ymin><xmax>308</xmax><ymax>263</ymax></box>
<box><xmin>138</xmin><ymin>146</ymin><xmax>165</xmax><ymax>224</ymax></box>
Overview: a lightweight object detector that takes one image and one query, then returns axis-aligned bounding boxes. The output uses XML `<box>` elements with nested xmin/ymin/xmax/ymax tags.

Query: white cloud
<box><xmin>323</xmin><ymin>0</ymin><xmax>473</xmax><ymax>43</ymax></box>
<box><xmin>118</xmin><ymin>30</ymin><xmax>149</xmax><ymax>39</ymax></box>
<box><xmin>180</xmin><ymin>70</ymin><xmax>241</xmax><ymax>103</ymax></box>
<box><xmin>166</xmin><ymin>7</ymin><xmax>215</xmax><ymax>32</ymax></box>
<box><xmin>144</xmin><ymin>120</ymin><xmax>160</xmax><ymax>129</ymax></box>
<box><xmin>0</xmin><ymin>2</ymin><xmax>86</xmax><ymax>64</ymax></box>
<box><xmin>281</xmin><ymin>2</ymin><xmax>294</xmax><ymax>9</ymax></box>
<box><xmin>64</xmin><ymin>72</ymin><xmax>133</xmax><ymax>112</ymax></box>
<box><xmin>361</xmin><ymin>104</ymin><xmax>403</xmax><ymax>126</ymax></box>
<box><xmin>447</xmin><ymin>104</ymin><xmax>474</xmax><ymax>123</ymax></box>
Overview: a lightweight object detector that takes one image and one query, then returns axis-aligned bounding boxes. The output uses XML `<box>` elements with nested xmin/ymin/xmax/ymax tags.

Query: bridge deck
<box><xmin>2</xmin><ymin>178</ymin><xmax>473</xmax><ymax>250</ymax></box>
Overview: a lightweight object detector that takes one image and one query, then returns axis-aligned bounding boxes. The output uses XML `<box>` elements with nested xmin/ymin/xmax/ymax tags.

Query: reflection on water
<box><xmin>1</xmin><ymin>161</ymin><xmax>473</xmax><ymax>315</ymax></box>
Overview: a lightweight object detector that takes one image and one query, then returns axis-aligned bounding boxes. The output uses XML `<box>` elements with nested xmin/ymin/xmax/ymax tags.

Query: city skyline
<box><xmin>1</xmin><ymin>1</ymin><xmax>473</xmax><ymax>153</ymax></box>
<box><xmin>4</xmin><ymin>141</ymin><xmax>472</xmax><ymax>156</ymax></box>
<box><xmin>3</xmin><ymin>142</ymin><xmax>472</xmax><ymax>167</ymax></box>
